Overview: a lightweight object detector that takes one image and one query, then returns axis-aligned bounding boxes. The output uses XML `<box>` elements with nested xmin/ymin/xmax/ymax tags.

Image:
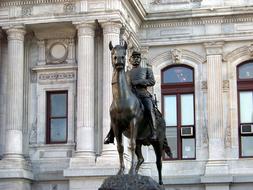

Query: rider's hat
<box><xmin>131</xmin><ymin>51</ymin><xmax>141</xmax><ymax>57</ymax></box>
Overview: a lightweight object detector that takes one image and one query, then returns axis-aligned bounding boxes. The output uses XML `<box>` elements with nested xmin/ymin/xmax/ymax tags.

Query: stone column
<box><xmin>203</xmin><ymin>42</ymin><xmax>228</xmax><ymax>175</ymax></box>
<box><xmin>75</xmin><ymin>23</ymin><xmax>95</xmax><ymax>159</ymax></box>
<box><xmin>4</xmin><ymin>26</ymin><xmax>26</xmax><ymax>159</ymax></box>
<box><xmin>0</xmin><ymin>29</ymin><xmax>4</xmax><ymax>157</ymax></box>
<box><xmin>101</xmin><ymin>22</ymin><xmax>121</xmax><ymax>157</ymax></box>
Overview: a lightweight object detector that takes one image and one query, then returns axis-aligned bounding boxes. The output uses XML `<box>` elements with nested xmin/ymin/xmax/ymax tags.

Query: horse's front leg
<box><xmin>129</xmin><ymin>118</ymin><xmax>137</xmax><ymax>175</ymax></box>
<box><xmin>112</xmin><ymin>123</ymin><xmax>125</xmax><ymax>175</ymax></box>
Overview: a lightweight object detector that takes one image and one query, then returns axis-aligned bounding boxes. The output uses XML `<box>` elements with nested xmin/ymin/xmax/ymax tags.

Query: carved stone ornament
<box><xmin>22</xmin><ymin>6</ymin><xmax>32</xmax><ymax>16</ymax></box>
<box><xmin>225</xmin><ymin>125</ymin><xmax>231</xmax><ymax>148</ymax></box>
<box><xmin>223</xmin><ymin>80</ymin><xmax>229</xmax><ymax>91</ymax></box>
<box><xmin>171</xmin><ymin>48</ymin><xmax>182</xmax><ymax>64</ymax></box>
<box><xmin>47</xmin><ymin>42</ymin><xmax>68</xmax><ymax>64</ymax></box>
<box><xmin>248</xmin><ymin>44</ymin><xmax>253</xmax><ymax>56</ymax></box>
<box><xmin>63</xmin><ymin>2</ymin><xmax>75</xmax><ymax>13</ymax></box>
<box><xmin>202</xmin><ymin>81</ymin><xmax>207</xmax><ymax>90</ymax></box>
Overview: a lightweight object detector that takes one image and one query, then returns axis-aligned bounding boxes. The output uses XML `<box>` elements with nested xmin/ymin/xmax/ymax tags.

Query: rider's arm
<box><xmin>131</xmin><ymin>68</ymin><xmax>156</xmax><ymax>87</ymax></box>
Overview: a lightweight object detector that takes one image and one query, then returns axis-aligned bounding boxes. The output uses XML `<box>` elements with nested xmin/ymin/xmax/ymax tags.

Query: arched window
<box><xmin>161</xmin><ymin>65</ymin><xmax>195</xmax><ymax>160</ymax></box>
<box><xmin>237</xmin><ymin>61</ymin><xmax>253</xmax><ymax>157</ymax></box>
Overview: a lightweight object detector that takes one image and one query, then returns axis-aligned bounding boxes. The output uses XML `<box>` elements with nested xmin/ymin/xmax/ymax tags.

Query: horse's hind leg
<box><xmin>135</xmin><ymin>143</ymin><xmax>144</xmax><ymax>173</ymax></box>
<box><xmin>152</xmin><ymin>141</ymin><xmax>163</xmax><ymax>185</ymax></box>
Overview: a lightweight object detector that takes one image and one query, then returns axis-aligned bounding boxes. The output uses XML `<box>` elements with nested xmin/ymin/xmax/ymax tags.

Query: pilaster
<box><xmin>203</xmin><ymin>41</ymin><xmax>229</xmax><ymax>177</ymax></box>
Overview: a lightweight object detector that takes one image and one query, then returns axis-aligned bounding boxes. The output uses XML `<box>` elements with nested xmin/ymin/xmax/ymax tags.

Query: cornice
<box><xmin>0</xmin><ymin>0</ymin><xmax>75</xmax><ymax>7</ymax></box>
<box><xmin>127</xmin><ymin>0</ymin><xmax>146</xmax><ymax>21</ymax></box>
<box><xmin>142</xmin><ymin>14</ymin><xmax>253</xmax><ymax>28</ymax></box>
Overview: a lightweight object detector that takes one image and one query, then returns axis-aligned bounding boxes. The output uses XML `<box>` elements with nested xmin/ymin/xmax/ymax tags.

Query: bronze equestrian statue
<box><xmin>106</xmin><ymin>41</ymin><xmax>172</xmax><ymax>185</ymax></box>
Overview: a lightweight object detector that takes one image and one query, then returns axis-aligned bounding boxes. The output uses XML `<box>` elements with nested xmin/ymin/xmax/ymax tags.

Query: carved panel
<box><xmin>38</xmin><ymin>72</ymin><xmax>76</xmax><ymax>83</ymax></box>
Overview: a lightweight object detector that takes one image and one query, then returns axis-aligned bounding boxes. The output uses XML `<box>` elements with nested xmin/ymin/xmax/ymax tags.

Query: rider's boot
<box><xmin>150</xmin><ymin>111</ymin><xmax>157</xmax><ymax>140</ymax></box>
<box><xmin>104</xmin><ymin>128</ymin><xmax>115</xmax><ymax>144</ymax></box>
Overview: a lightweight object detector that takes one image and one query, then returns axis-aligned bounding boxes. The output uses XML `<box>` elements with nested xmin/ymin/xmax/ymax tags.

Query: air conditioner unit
<box><xmin>241</xmin><ymin>124</ymin><xmax>253</xmax><ymax>134</ymax></box>
<box><xmin>181</xmin><ymin>126</ymin><xmax>194</xmax><ymax>137</ymax></box>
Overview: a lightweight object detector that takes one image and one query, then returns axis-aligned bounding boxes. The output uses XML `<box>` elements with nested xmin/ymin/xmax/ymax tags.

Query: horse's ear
<box><xmin>109</xmin><ymin>41</ymin><xmax>113</xmax><ymax>51</ymax></box>
<box><xmin>123</xmin><ymin>41</ymin><xmax>127</xmax><ymax>50</ymax></box>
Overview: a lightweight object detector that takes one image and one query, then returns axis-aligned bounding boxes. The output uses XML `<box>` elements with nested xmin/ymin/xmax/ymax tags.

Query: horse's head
<box><xmin>109</xmin><ymin>41</ymin><xmax>127</xmax><ymax>70</ymax></box>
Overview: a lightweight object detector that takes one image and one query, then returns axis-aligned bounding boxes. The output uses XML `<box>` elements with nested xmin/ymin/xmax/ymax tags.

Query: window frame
<box><xmin>161</xmin><ymin>65</ymin><xmax>196</xmax><ymax>160</ymax></box>
<box><xmin>237</xmin><ymin>61</ymin><xmax>253</xmax><ymax>158</ymax></box>
<box><xmin>46</xmin><ymin>91</ymin><xmax>68</xmax><ymax>144</ymax></box>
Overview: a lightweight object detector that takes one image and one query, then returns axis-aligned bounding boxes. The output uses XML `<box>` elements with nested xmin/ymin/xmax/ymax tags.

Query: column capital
<box><xmin>204</xmin><ymin>41</ymin><xmax>224</xmax><ymax>55</ymax></box>
<box><xmin>6</xmin><ymin>26</ymin><xmax>26</xmax><ymax>41</ymax></box>
<box><xmin>75</xmin><ymin>22</ymin><xmax>95</xmax><ymax>37</ymax></box>
<box><xmin>101</xmin><ymin>22</ymin><xmax>122</xmax><ymax>35</ymax></box>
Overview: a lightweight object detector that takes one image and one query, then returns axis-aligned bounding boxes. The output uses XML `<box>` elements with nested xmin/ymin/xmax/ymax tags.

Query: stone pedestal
<box><xmin>99</xmin><ymin>174</ymin><xmax>164</xmax><ymax>190</ymax></box>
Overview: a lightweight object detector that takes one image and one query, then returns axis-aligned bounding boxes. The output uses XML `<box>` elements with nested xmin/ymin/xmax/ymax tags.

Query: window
<box><xmin>46</xmin><ymin>91</ymin><xmax>68</xmax><ymax>144</ymax></box>
<box><xmin>237</xmin><ymin>61</ymin><xmax>253</xmax><ymax>157</ymax></box>
<box><xmin>162</xmin><ymin>65</ymin><xmax>195</xmax><ymax>160</ymax></box>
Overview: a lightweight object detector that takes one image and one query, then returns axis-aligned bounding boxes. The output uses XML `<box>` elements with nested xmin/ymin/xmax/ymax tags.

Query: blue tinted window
<box><xmin>163</xmin><ymin>66</ymin><xmax>193</xmax><ymax>83</ymax></box>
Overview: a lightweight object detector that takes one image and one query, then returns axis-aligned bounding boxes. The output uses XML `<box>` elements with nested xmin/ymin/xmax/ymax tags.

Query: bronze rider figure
<box><xmin>104</xmin><ymin>51</ymin><xmax>157</xmax><ymax>144</ymax></box>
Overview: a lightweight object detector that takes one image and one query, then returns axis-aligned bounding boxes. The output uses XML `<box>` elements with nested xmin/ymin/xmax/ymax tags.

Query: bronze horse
<box><xmin>109</xmin><ymin>41</ymin><xmax>172</xmax><ymax>185</ymax></box>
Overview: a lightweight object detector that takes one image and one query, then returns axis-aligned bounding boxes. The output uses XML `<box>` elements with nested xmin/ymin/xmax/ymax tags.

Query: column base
<box><xmin>205</xmin><ymin>184</ymin><xmax>230</xmax><ymax>190</ymax></box>
<box><xmin>0</xmin><ymin>157</ymin><xmax>33</xmax><ymax>190</ymax></box>
<box><xmin>69</xmin><ymin>151</ymin><xmax>96</xmax><ymax>168</ymax></box>
<box><xmin>0</xmin><ymin>179</ymin><xmax>31</xmax><ymax>190</ymax></box>
<box><xmin>204</xmin><ymin>160</ymin><xmax>229</xmax><ymax>176</ymax></box>
<box><xmin>64</xmin><ymin>166</ymin><xmax>119</xmax><ymax>190</ymax></box>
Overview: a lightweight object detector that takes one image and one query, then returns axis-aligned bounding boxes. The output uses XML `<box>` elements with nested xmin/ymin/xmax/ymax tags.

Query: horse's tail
<box><xmin>163</xmin><ymin>137</ymin><xmax>173</xmax><ymax>158</ymax></box>
<box><xmin>155</xmin><ymin>108</ymin><xmax>173</xmax><ymax>158</ymax></box>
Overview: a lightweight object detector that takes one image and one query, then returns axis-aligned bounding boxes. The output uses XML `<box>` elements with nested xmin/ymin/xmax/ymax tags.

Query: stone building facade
<box><xmin>0</xmin><ymin>0</ymin><xmax>253</xmax><ymax>190</ymax></box>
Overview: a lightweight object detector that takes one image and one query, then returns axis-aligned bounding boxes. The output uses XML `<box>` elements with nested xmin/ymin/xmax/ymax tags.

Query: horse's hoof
<box><xmin>128</xmin><ymin>168</ymin><xmax>136</xmax><ymax>175</ymax></box>
<box><xmin>159</xmin><ymin>181</ymin><xmax>163</xmax><ymax>185</ymax></box>
<box><xmin>117</xmin><ymin>169</ymin><xmax>125</xmax><ymax>175</ymax></box>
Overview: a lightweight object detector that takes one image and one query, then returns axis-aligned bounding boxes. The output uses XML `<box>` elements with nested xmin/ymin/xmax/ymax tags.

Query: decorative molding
<box><xmin>204</xmin><ymin>41</ymin><xmax>224</xmax><ymax>55</ymax></box>
<box><xmin>151</xmin><ymin>48</ymin><xmax>205</xmax><ymax>67</ymax></box>
<box><xmin>141</xmin><ymin>14</ymin><xmax>253</xmax><ymax>29</ymax></box>
<box><xmin>171</xmin><ymin>48</ymin><xmax>182</xmax><ymax>64</ymax></box>
<box><xmin>0</xmin><ymin>0</ymin><xmax>75</xmax><ymax>7</ymax></box>
<box><xmin>224</xmin><ymin>44</ymin><xmax>253</xmax><ymax>62</ymax></box>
